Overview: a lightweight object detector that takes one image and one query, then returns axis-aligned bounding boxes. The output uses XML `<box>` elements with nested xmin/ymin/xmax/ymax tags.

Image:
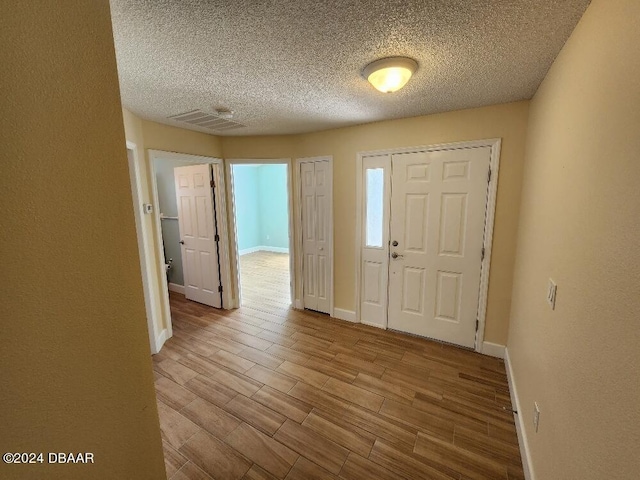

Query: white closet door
<box><xmin>387</xmin><ymin>147</ymin><xmax>490</xmax><ymax>347</ymax></box>
<box><xmin>301</xmin><ymin>162</ymin><xmax>318</xmax><ymax>311</ymax></box>
<box><xmin>174</xmin><ymin>164</ymin><xmax>222</xmax><ymax>308</ymax></box>
<box><xmin>313</xmin><ymin>161</ymin><xmax>331</xmax><ymax>313</ymax></box>
<box><xmin>360</xmin><ymin>155</ymin><xmax>391</xmax><ymax>327</ymax></box>
<box><xmin>301</xmin><ymin>160</ymin><xmax>331</xmax><ymax>314</ymax></box>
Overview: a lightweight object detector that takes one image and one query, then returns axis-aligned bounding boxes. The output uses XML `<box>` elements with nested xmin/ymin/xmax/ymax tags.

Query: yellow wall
<box><xmin>507</xmin><ymin>0</ymin><xmax>640</xmax><ymax>478</ymax></box>
<box><xmin>122</xmin><ymin>109</ymin><xmax>224</xmax><ymax>338</ymax></box>
<box><xmin>222</xmin><ymin>102</ymin><xmax>530</xmax><ymax>345</ymax></box>
<box><xmin>140</xmin><ymin>119</ymin><xmax>223</xmax><ymax>158</ymax></box>
<box><xmin>122</xmin><ymin>108</ymin><xmax>168</xmax><ymax>339</ymax></box>
<box><xmin>222</xmin><ymin>135</ymin><xmax>297</xmax><ymax>159</ymax></box>
<box><xmin>0</xmin><ymin>2</ymin><xmax>165</xmax><ymax>479</ymax></box>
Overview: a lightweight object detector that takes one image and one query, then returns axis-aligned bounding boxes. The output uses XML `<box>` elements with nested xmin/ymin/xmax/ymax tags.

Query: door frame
<box><xmin>355</xmin><ymin>138</ymin><xmax>502</xmax><ymax>352</ymax></box>
<box><xmin>148</xmin><ymin>150</ymin><xmax>233</xmax><ymax>330</ymax></box>
<box><xmin>226</xmin><ymin>158</ymin><xmax>296</xmax><ymax>308</ymax></box>
<box><xmin>126</xmin><ymin>141</ymin><xmax>163</xmax><ymax>354</ymax></box>
<box><xmin>294</xmin><ymin>156</ymin><xmax>334</xmax><ymax>316</ymax></box>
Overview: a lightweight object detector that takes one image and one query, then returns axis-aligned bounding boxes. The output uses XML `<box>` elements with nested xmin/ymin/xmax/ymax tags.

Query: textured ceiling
<box><xmin>110</xmin><ymin>0</ymin><xmax>590</xmax><ymax>136</ymax></box>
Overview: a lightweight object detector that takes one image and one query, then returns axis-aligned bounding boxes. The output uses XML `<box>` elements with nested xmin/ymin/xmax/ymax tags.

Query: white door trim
<box><xmin>294</xmin><ymin>156</ymin><xmax>334</xmax><ymax>317</ymax></box>
<box><xmin>126</xmin><ymin>141</ymin><xmax>162</xmax><ymax>354</ymax></box>
<box><xmin>148</xmin><ymin>150</ymin><xmax>233</xmax><ymax>338</ymax></box>
<box><xmin>225</xmin><ymin>158</ymin><xmax>296</xmax><ymax>308</ymax></box>
<box><xmin>355</xmin><ymin>138</ymin><xmax>502</xmax><ymax>352</ymax></box>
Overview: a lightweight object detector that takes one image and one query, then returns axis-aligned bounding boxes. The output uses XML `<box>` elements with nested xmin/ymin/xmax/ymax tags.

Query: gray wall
<box><xmin>155</xmin><ymin>158</ymin><xmax>199</xmax><ymax>286</ymax></box>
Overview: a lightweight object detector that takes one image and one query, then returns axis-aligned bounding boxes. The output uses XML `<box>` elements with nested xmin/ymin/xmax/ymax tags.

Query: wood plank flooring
<box><xmin>154</xmin><ymin>252</ymin><xmax>523</xmax><ymax>480</ymax></box>
<box><xmin>239</xmin><ymin>251</ymin><xmax>291</xmax><ymax>306</ymax></box>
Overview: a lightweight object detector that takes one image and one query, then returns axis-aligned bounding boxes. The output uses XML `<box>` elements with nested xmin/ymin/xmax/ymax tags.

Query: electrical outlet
<box><xmin>547</xmin><ymin>279</ymin><xmax>557</xmax><ymax>310</ymax></box>
<box><xmin>533</xmin><ymin>402</ymin><xmax>540</xmax><ymax>433</ymax></box>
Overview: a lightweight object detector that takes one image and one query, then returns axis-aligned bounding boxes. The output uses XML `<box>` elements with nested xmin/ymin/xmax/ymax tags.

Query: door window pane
<box><xmin>365</xmin><ymin>168</ymin><xmax>384</xmax><ymax>248</ymax></box>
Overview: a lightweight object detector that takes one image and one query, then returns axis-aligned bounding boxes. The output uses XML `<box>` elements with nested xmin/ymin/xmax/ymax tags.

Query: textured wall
<box><xmin>507</xmin><ymin>0</ymin><xmax>640</xmax><ymax>478</ymax></box>
<box><xmin>0</xmin><ymin>2</ymin><xmax>165</xmax><ymax>479</ymax></box>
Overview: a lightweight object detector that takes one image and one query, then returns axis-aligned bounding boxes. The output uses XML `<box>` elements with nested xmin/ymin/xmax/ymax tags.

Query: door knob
<box><xmin>179</xmin><ymin>240</ymin><xmax>184</xmax><ymax>245</ymax></box>
<box><xmin>391</xmin><ymin>252</ymin><xmax>403</xmax><ymax>259</ymax></box>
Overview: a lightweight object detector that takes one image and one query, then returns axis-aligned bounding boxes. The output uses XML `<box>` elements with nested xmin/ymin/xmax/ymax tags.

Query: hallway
<box><xmin>153</xmin><ymin>293</ymin><xmax>523</xmax><ymax>479</ymax></box>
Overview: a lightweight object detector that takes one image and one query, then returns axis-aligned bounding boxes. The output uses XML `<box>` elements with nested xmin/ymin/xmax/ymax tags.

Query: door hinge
<box><xmin>481</xmin><ymin>247</ymin><xmax>485</xmax><ymax>261</ymax></box>
<box><xmin>476</xmin><ymin>319</ymin><xmax>479</xmax><ymax>331</ymax></box>
<box><xmin>218</xmin><ymin>286</ymin><xmax>223</xmax><ymax>293</ymax></box>
<box><xmin>210</xmin><ymin>179</ymin><xmax>215</xmax><ymax>188</ymax></box>
<box><xmin>214</xmin><ymin>234</ymin><xmax>220</xmax><ymax>242</ymax></box>
<box><xmin>487</xmin><ymin>168</ymin><xmax>492</xmax><ymax>183</ymax></box>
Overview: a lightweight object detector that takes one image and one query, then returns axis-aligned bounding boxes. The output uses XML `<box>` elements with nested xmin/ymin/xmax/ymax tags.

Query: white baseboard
<box><xmin>168</xmin><ymin>282</ymin><xmax>185</xmax><ymax>295</ymax></box>
<box><xmin>240</xmin><ymin>246</ymin><xmax>289</xmax><ymax>255</ymax></box>
<box><xmin>333</xmin><ymin>308</ymin><xmax>357</xmax><ymax>323</ymax></box>
<box><xmin>239</xmin><ymin>246</ymin><xmax>262</xmax><ymax>255</ymax></box>
<box><xmin>294</xmin><ymin>299</ymin><xmax>304</xmax><ymax>309</ymax></box>
<box><xmin>155</xmin><ymin>328</ymin><xmax>170</xmax><ymax>354</ymax></box>
<box><xmin>260</xmin><ymin>246</ymin><xmax>289</xmax><ymax>254</ymax></box>
<box><xmin>360</xmin><ymin>320</ymin><xmax>386</xmax><ymax>329</ymax></box>
<box><xmin>505</xmin><ymin>347</ymin><xmax>535</xmax><ymax>480</ymax></box>
<box><xmin>482</xmin><ymin>341</ymin><xmax>506</xmax><ymax>359</ymax></box>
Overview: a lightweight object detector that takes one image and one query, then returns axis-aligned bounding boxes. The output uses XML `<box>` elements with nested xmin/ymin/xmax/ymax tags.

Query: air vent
<box><xmin>168</xmin><ymin>109</ymin><xmax>245</xmax><ymax>131</ymax></box>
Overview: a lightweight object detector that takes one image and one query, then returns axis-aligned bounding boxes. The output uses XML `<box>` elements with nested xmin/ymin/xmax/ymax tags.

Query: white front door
<box><xmin>301</xmin><ymin>160</ymin><xmax>331</xmax><ymax>314</ymax></box>
<box><xmin>387</xmin><ymin>147</ymin><xmax>491</xmax><ymax>347</ymax></box>
<box><xmin>174</xmin><ymin>164</ymin><xmax>222</xmax><ymax>308</ymax></box>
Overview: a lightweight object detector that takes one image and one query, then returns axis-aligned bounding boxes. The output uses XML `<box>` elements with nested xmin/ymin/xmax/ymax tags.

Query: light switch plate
<box><xmin>547</xmin><ymin>279</ymin><xmax>557</xmax><ymax>310</ymax></box>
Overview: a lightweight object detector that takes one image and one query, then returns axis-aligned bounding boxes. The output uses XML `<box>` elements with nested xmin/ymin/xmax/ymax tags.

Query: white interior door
<box><xmin>387</xmin><ymin>147</ymin><xmax>491</xmax><ymax>347</ymax></box>
<box><xmin>360</xmin><ymin>155</ymin><xmax>391</xmax><ymax>327</ymax></box>
<box><xmin>174</xmin><ymin>164</ymin><xmax>222</xmax><ymax>308</ymax></box>
<box><xmin>301</xmin><ymin>160</ymin><xmax>331</xmax><ymax>314</ymax></box>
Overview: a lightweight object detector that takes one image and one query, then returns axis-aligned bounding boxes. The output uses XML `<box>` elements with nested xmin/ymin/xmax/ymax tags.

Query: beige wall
<box><xmin>507</xmin><ymin>0</ymin><xmax>640</xmax><ymax>478</ymax></box>
<box><xmin>140</xmin><ymin>118</ymin><xmax>223</xmax><ymax>158</ymax></box>
<box><xmin>223</xmin><ymin>102</ymin><xmax>530</xmax><ymax>345</ymax></box>
<box><xmin>0</xmin><ymin>2</ymin><xmax>165</xmax><ymax>479</ymax></box>
<box><xmin>122</xmin><ymin>108</ymin><xmax>169</xmax><ymax>339</ymax></box>
<box><xmin>122</xmin><ymin>109</ymin><xmax>224</xmax><ymax>338</ymax></box>
<box><xmin>222</xmin><ymin>135</ymin><xmax>295</xmax><ymax>160</ymax></box>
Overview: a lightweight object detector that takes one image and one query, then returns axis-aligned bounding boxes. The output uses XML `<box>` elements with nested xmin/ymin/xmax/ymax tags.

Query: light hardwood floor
<box><xmin>239</xmin><ymin>251</ymin><xmax>291</xmax><ymax>307</ymax></box>
<box><xmin>154</xmin><ymin>252</ymin><xmax>523</xmax><ymax>480</ymax></box>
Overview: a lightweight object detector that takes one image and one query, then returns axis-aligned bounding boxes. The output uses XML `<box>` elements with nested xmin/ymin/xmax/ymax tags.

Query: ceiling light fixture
<box><xmin>362</xmin><ymin>57</ymin><xmax>418</xmax><ymax>93</ymax></box>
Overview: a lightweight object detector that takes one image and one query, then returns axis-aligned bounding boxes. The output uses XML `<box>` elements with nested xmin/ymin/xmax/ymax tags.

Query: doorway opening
<box><xmin>156</xmin><ymin>159</ymin><xmax>224</xmax><ymax>306</ymax></box>
<box><xmin>229</xmin><ymin>162</ymin><xmax>293</xmax><ymax>310</ymax></box>
<box><xmin>148</xmin><ymin>150</ymin><xmax>232</xmax><ymax>349</ymax></box>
